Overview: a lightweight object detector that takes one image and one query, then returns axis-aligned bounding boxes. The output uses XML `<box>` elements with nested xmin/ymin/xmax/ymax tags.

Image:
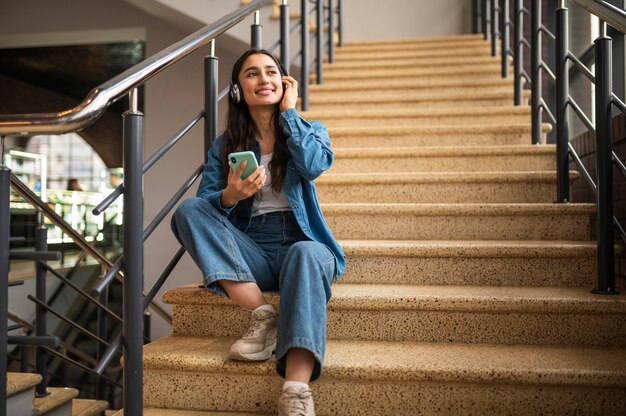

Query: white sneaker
<box><xmin>228</xmin><ymin>305</ymin><xmax>277</xmax><ymax>361</ymax></box>
<box><xmin>277</xmin><ymin>386</ymin><xmax>316</xmax><ymax>416</ymax></box>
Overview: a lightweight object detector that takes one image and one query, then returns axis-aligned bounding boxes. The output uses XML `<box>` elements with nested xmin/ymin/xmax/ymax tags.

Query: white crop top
<box><xmin>251</xmin><ymin>153</ymin><xmax>292</xmax><ymax>217</ymax></box>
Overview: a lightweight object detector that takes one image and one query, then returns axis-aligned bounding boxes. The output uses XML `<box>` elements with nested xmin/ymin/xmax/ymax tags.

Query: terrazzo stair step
<box><xmin>305</xmin><ymin>106</ymin><xmax>532</xmax><ymax>127</ymax></box>
<box><xmin>165</xmin><ymin>284</ymin><xmax>626</xmax><ymax>346</ymax></box>
<box><xmin>340</xmin><ymin>239</ymin><xmax>611</xmax><ymax>287</ymax></box>
<box><xmin>308</xmin><ymin>77</ymin><xmax>517</xmax><ymax>95</ymax></box>
<box><xmin>313</xmin><ymin>63</ymin><xmax>511</xmax><ymax>81</ymax></box>
<box><xmin>322</xmin><ymin>203</ymin><xmax>594</xmax><ymax>240</ymax></box>
<box><xmin>7</xmin><ymin>372</ymin><xmax>42</xmax><ymax>416</ymax></box>
<box><xmin>114</xmin><ymin>409</ymin><xmax>268</xmax><ymax>415</ymax></box>
<box><xmin>330</xmin><ymin>145</ymin><xmax>554</xmax><ymax>172</ymax></box>
<box><xmin>33</xmin><ymin>387</ymin><xmax>79</xmax><ymax>416</ymax></box>
<box><xmin>315</xmin><ymin>171</ymin><xmax>578</xmax><ymax>203</ymax></box>
<box><xmin>328</xmin><ymin>124</ymin><xmax>552</xmax><ymax>147</ymax></box>
<box><xmin>142</xmin><ymin>336</ymin><xmax>626</xmax><ymax>415</ymax></box>
<box><xmin>323</xmin><ymin>55</ymin><xmax>504</xmax><ymax>70</ymax></box>
<box><xmin>309</xmin><ymin>82</ymin><xmax>517</xmax><ymax>99</ymax></box>
<box><xmin>72</xmin><ymin>399</ymin><xmax>109</xmax><ymax>416</ymax></box>
<box><xmin>332</xmin><ymin>45</ymin><xmax>492</xmax><ymax>61</ymax></box>
<box><xmin>303</xmin><ymin>89</ymin><xmax>530</xmax><ymax>109</ymax></box>
<box><xmin>340</xmin><ymin>33</ymin><xmax>486</xmax><ymax>49</ymax></box>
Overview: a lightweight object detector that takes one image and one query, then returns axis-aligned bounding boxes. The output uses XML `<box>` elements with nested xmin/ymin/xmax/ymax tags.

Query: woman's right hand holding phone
<box><xmin>220</xmin><ymin>160</ymin><xmax>266</xmax><ymax>208</ymax></box>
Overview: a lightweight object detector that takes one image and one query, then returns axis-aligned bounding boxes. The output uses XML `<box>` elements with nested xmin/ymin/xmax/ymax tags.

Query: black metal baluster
<box><xmin>531</xmin><ymin>0</ymin><xmax>542</xmax><ymax>144</ymax></box>
<box><xmin>301</xmin><ymin>0</ymin><xmax>310</xmax><ymax>110</ymax></box>
<box><xmin>556</xmin><ymin>1</ymin><xmax>570</xmax><ymax>203</ymax></box>
<box><xmin>280</xmin><ymin>0</ymin><xmax>290</xmax><ymax>70</ymax></box>
<box><xmin>35</xmin><ymin>222</ymin><xmax>49</xmax><ymax>397</ymax></box>
<box><xmin>593</xmin><ymin>21</ymin><xmax>617</xmax><ymax>294</ymax></box>
<box><xmin>123</xmin><ymin>88</ymin><xmax>144</xmax><ymax>415</ymax></box>
<box><xmin>251</xmin><ymin>10</ymin><xmax>263</xmax><ymax>49</ymax></box>
<box><xmin>0</xmin><ymin>165</ymin><xmax>10</xmax><ymax>416</ymax></box>
<box><xmin>316</xmin><ymin>0</ymin><xmax>324</xmax><ymax>84</ymax></box>
<box><xmin>205</xmin><ymin>40</ymin><xmax>218</xmax><ymax>162</ymax></box>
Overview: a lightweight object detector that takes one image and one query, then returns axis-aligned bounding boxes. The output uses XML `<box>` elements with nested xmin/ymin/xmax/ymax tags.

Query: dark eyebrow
<box><xmin>243</xmin><ymin>64</ymin><xmax>278</xmax><ymax>73</ymax></box>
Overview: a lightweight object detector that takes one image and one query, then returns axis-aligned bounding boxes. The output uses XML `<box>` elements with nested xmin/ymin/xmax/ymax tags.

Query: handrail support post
<box><xmin>501</xmin><ymin>0</ymin><xmax>510</xmax><ymax>78</ymax></box>
<box><xmin>122</xmin><ymin>89</ymin><xmax>144</xmax><ymax>414</ymax></box>
<box><xmin>556</xmin><ymin>4</ymin><xmax>570</xmax><ymax>202</ymax></box>
<box><xmin>300</xmin><ymin>0</ymin><xmax>310</xmax><ymax>110</ymax></box>
<box><xmin>0</xmin><ymin>167</ymin><xmax>10</xmax><ymax>416</ymax></box>
<box><xmin>251</xmin><ymin>10</ymin><xmax>263</xmax><ymax>49</ymax></box>
<box><xmin>35</xmin><ymin>224</ymin><xmax>49</xmax><ymax>397</ymax></box>
<box><xmin>204</xmin><ymin>42</ymin><xmax>218</xmax><ymax>162</ymax></box>
<box><xmin>280</xmin><ymin>1</ymin><xmax>290</xmax><ymax>71</ymax></box>
<box><xmin>531</xmin><ymin>0</ymin><xmax>542</xmax><ymax>144</ymax></box>
<box><xmin>593</xmin><ymin>32</ymin><xmax>617</xmax><ymax>294</ymax></box>
<box><xmin>316</xmin><ymin>0</ymin><xmax>324</xmax><ymax>84</ymax></box>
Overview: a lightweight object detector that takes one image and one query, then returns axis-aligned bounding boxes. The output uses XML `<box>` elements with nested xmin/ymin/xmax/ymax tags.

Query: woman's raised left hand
<box><xmin>280</xmin><ymin>75</ymin><xmax>299</xmax><ymax>112</ymax></box>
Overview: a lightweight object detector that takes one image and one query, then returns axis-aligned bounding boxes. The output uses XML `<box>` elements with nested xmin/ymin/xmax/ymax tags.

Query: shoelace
<box><xmin>243</xmin><ymin>314</ymin><xmax>273</xmax><ymax>338</ymax></box>
<box><xmin>283</xmin><ymin>389</ymin><xmax>313</xmax><ymax>415</ymax></box>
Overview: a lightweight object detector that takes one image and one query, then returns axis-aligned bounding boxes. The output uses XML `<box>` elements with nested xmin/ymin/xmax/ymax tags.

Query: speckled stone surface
<box><xmin>334</xmin><ymin>45</ymin><xmax>492</xmax><ymax>60</ymax></box>
<box><xmin>329</xmin><ymin>145</ymin><xmax>555</xmax><ymax>172</ymax></box>
<box><xmin>316</xmin><ymin>63</ymin><xmax>511</xmax><ymax>83</ymax></box>
<box><xmin>340</xmin><ymin>241</ymin><xmax>599</xmax><ymax>287</ymax></box>
<box><xmin>304</xmin><ymin>105</ymin><xmax>528</xmax><ymax>125</ymax></box>
<box><xmin>113</xmin><ymin>409</ymin><xmax>268</xmax><ymax>415</ymax></box>
<box><xmin>7</xmin><ymin>372</ymin><xmax>42</xmax><ymax>396</ymax></box>
<box><xmin>316</xmin><ymin>171</ymin><xmax>576</xmax><ymax>203</ymax></box>
<box><xmin>321</xmin><ymin>203</ymin><xmax>592</xmax><ymax>240</ymax></box>
<box><xmin>304</xmin><ymin>89</ymin><xmax>529</xmax><ymax>110</ymax></box>
<box><xmin>341</xmin><ymin>33</ymin><xmax>485</xmax><ymax>47</ymax></box>
<box><xmin>328</xmin><ymin>123</ymin><xmax>551</xmax><ymax>147</ymax></box>
<box><xmin>308</xmin><ymin>77</ymin><xmax>516</xmax><ymax>95</ymax></box>
<box><xmin>142</xmin><ymin>336</ymin><xmax>626</xmax><ymax>415</ymax></box>
<box><xmin>32</xmin><ymin>387</ymin><xmax>79</xmax><ymax>416</ymax></box>
<box><xmin>164</xmin><ymin>284</ymin><xmax>626</xmax><ymax>346</ymax></box>
<box><xmin>72</xmin><ymin>399</ymin><xmax>109</xmax><ymax>416</ymax></box>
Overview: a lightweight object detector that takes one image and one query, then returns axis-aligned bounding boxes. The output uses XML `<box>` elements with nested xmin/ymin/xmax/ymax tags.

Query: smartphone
<box><xmin>228</xmin><ymin>151</ymin><xmax>258</xmax><ymax>179</ymax></box>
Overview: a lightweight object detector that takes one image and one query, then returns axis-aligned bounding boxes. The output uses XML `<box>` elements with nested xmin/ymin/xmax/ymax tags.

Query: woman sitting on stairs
<box><xmin>171</xmin><ymin>49</ymin><xmax>346</xmax><ymax>415</ymax></box>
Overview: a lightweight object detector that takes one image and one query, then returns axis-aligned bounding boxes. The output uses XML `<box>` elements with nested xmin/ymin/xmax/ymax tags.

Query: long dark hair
<box><xmin>222</xmin><ymin>49</ymin><xmax>290</xmax><ymax>194</ymax></box>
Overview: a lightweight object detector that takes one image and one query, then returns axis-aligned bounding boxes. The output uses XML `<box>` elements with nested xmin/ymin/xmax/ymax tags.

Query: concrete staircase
<box><xmin>140</xmin><ymin>34</ymin><xmax>626</xmax><ymax>415</ymax></box>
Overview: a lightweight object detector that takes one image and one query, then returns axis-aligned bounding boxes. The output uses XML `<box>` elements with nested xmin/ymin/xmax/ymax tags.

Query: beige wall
<box><xmin>2</xmin><ymin>0</ymin><xmax>473</xmax><ymax>340</ymax></box>
<box><xmin>343</xmin><ymin>0</ymin><xmax>472</xmax><ymax>40</ymax></box>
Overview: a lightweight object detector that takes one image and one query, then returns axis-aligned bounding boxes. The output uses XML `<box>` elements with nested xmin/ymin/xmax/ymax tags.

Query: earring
<box><xmin>230</xmin><ymin>83</ymin><xmax>241</xmax><ymax>104</ymax></box>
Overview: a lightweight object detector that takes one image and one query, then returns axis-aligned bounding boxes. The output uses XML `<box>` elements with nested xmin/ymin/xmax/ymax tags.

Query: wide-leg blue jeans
<box><xmin>171</xmin><ymin>197</ymin><xmax>335</xmax><ymax>381</ymax></box>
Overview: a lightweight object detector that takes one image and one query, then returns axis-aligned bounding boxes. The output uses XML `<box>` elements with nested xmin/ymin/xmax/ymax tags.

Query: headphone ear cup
<box><xmin>230</xmin><ymin>83</ymin><xmax>241</xmax><ymax>104</ymax></box>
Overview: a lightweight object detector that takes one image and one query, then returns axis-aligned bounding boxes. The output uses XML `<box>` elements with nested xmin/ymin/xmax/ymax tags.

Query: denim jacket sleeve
<box><xmin>280</xmin><ymin>108</ymin><xmax>334</xmax><ymax>181</ymax></box>
<box><xmin>196</xmin><ymin>136</ymin><xmax>235</xmax><ymax>215</ymax></box>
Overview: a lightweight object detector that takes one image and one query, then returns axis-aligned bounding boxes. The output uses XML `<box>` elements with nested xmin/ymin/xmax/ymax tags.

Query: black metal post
<box><xmin>514</xmin><ymin>0</ymin><xmax>523</xmax><ymax>105</ymax></box>
<box><xmin>491</xmin><ymin>0</ymin><xmax>498</xmax><ymax>56</ymax></box>
<box><xmin>204</xmin><ymin>43</ymin><xmax>218</xmax><ymax>163</ymax></box>
<box><xmin>251</xmin><ymin>10</ymin><xmax>262</xmax><ymax>49</ymax></box>
<box><xmin>35</xmin><ymin>223</ymin><xmax>49</xmax><ymax>397</ymax></box>
<box><xmin>280</xmin><ymin>1</ymin><xmax>290</xmax><ymax>70</ymax></box>
<box><xmin>593</xmin><ymin>28</ymin><xmax>617</xmax><ymax>294</ymax></box>
<box><xmin>143</xmin><ymin>312</ymin><xmax>151</xmax><ymax>344</ymax></box>
<box><xmin>501</xmin><ymin>0</ymin><xmax>509</xmax><ymax>77</ymax></box>
<box><xmin>473</xmin><ymin>0</ymin><xmax>481</xmax><ymax>34</ymax></box>
<box><xmin>316</xmin><ymin>0</ymin><xmax>324</xmax><ymax>84</ymax></box>
<box><xmin>0</xmin><ymin>167</ymin><xmax>10</xmax><ymax>416</ymax></box>
<box><xmin>556</xmin><ymin>4</ymin><xmax>569</xmax><ymax>203</ymax></box>
<box><xmin>531</xmin><ymin>0</ymin><xmax>542</xmax><ymax>144</ymax></box>
<box><xmin>328</xmin><ymin>0</ymin><xmax>335</xmax><ymax>63</ymax></box>
<box><xmin>337</xmin><ymin>0</ymin><xmax>343</xmax><ymax>47</ymax></box>
<box><xmin>483</xmin><ymin>0</ymin><xmax>490</xmax><ymax>40</ymax></box>
<box><xmin>122</xmin><ymin>90</ymin><xmax>144</xmax><ymax>415</ymax></box>
<box><xmin>301</xmin><ymin>0</ymin><xmax>310</xmax><ymax>110</ymax></box>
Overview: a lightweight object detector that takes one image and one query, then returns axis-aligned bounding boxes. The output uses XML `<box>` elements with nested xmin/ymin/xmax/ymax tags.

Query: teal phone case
<box><xmin>228</xmin><ymin>151</ymin><xmax>258</xmax><ymax>179</ymax></box>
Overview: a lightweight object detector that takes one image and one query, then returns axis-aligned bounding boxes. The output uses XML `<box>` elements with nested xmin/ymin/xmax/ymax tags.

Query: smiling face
<box><xmin>237</xmin><ymin>53</ymin><xmax>284</xmax><ymax>108</ymax></box>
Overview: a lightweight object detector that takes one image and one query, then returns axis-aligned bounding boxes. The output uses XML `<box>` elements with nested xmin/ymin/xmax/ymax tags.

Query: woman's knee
<box><xmin>285</xmin><ymin>241</ymin><xmax>334</xmax><ymax>265</ymax></box>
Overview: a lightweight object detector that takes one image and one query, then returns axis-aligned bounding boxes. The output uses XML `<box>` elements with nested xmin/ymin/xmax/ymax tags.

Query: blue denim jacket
<box><xmin>196</xmin><ymin>108</ymin><xmax>346</xmax><ymax>279</ymax></box>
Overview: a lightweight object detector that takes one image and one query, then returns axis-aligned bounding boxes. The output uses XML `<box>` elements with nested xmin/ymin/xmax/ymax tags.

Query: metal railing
<box><xmin>0</xmin><ymin>0</ymin><xmax>343</xmax><ymax>414</ymax></box>
<box><xmin>475</xmin><ymin>0</ymin><xmax>624</xmax><ymax>294</ymax></box>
